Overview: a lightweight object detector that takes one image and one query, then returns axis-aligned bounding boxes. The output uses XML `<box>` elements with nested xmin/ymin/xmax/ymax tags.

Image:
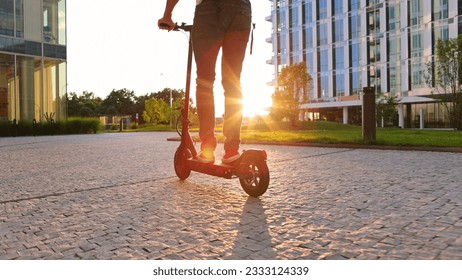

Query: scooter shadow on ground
<box><xmin>227</xmin><ymin>197</ymin><xmax>276</xmax><ymax>259</ymax></box>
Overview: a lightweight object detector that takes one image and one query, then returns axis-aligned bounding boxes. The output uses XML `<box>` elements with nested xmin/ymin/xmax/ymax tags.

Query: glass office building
<box><xmin>267</xmin><ymin>0</ymin><xmax>461</xmax><ymax>127</ymax></box>
<box><xmin>0</xmin><ymin>0</ymin><xmax>67</xmax><ymax>123</ymax></box>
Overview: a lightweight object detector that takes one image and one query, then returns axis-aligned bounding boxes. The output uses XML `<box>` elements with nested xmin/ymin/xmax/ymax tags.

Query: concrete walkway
<box><xmin>0</xmin><ymin>132</ymin><xmax>461</xmax><ymax>259</ymax></box>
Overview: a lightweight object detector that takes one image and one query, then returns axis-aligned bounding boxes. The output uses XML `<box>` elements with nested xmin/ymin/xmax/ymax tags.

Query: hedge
<box><xmin>0</xmin><ymin>118</ymin><xmax>102</xmax><ymax>137</ymax></box>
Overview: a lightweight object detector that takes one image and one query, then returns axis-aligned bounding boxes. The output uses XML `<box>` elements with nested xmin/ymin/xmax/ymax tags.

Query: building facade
<box><xmin>0</xmin><ymin>0</ymin><xmax>67</xmax><ymax>124</ymax></box>
<box><xmin>267</xmin><ymin>0</ymin><xmax>461</xmax><ymax>127</ymax></box>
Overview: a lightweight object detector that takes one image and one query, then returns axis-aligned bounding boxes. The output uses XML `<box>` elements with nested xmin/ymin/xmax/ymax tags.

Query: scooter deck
<box><xmin>187</xmin><ymin>159</ymin><xmax>237</xmax><ymax>179</ymax></box>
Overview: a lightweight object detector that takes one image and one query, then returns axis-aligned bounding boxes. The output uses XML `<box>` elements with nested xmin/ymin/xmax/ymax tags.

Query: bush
<box><xmin>0</xmin><ymin>117</ymin><xmax>102</xmax><ymax>137</ymax></box>
<box><xmin>62</xmin><ymin>118</ymin><xmax>101</xmax><ymax>134</ymax></box>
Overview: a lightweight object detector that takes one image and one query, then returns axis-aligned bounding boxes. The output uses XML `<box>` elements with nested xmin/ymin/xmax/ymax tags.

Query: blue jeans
<box><xmin>192</xmin><ymin>0</ymin><xmax>251</xmax><ymax>152</ymax></box>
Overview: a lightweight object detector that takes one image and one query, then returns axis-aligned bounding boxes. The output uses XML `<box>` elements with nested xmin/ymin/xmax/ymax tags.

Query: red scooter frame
<box><xmin>165</xmin><ymin>23</ymin><xmax>269</xmax><ymax>197</ymax></box>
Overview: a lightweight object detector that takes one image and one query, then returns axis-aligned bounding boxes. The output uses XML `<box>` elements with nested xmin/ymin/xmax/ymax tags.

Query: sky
<box><xmin>66</xmin><ymin>0</ymin><xmax>274</xmax><ymax>117</ymax></box>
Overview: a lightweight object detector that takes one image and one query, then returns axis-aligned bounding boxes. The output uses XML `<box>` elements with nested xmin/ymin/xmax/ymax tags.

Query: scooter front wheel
<box><xmin>238</xmin><ymin>156</ymin><xmax>269</xmax><ymax>197</ymax></box>
<box><xmin>174</xmin><ymin>147</ymin><xmax>191</xmax><ymax>180</ymax></box>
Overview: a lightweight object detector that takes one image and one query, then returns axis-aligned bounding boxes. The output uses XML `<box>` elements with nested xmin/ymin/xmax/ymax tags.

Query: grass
<box><xmin>375</xmin><ymin>128</ymin><xmax>462</xmax><ymax>147</ymax></box>
<box><xmin>104</xmin><ymin>118</ymin><xmax>462</xmax><ymax>149</ymax></box>
<box><xmin>240</xmin><ymin>121</ymin><xmax>363</xmax><ymax>145</ymax></box>
<box><xmin>239</xmin><ymin>119</ymin><xmax>462</xmax><ymax>148</ymax></box>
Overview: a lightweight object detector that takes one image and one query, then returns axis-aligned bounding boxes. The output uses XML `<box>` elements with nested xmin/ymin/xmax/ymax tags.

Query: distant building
<box><xmin>267</xmin><ymin>0</ymin><xmax>461</xmax><ymax>127</ymax></box>
<box><xmin>99</xmin><ymin>115</ymin><xmax>131</xmax><ymax>130</ymax></box>
<box><xmin>0</xmin><ymin>0</ymin><xmax>67</xmax><ymax>123</ymax></box>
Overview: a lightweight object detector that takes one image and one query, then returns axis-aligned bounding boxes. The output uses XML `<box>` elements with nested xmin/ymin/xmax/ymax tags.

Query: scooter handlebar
<box><xmin>159</xmin><ymin>22</ymin><xmax>192</xmax><ymax>32</ymax></box>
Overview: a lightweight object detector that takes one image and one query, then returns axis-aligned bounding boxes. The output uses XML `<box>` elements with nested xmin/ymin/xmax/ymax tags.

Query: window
<box><xmin>388</xmin><ymin>3</ymin><xmax>400</xmax><ymax>31</ymax></box>
<box><xmin>349</xmin><ymin>0</ymin><xmax>361</xmax><ymax>11</ymax></box>
<box><xmin>0</xmin><ymin>0</ymin><xmax>14</xmax><ymax>36</ymax></box>
<box><xmin>306</xmin><ymin>51</ymin><xmax>315</xmax><ymax>75</ymax></box>
<box><xmin>0</xmin><ymin>54</ymin><xmax>14</xmax><ymax>120</ymax></box>
<box><xmin>320</xmin><ymin>49</ymin><xmax>328</xmax><ymax>72</ymax></box>
<box><xmin>388</xmin><ymin>36</ymin><xmax>401</xmax><ymax>62</ymax></box>
<box><xmin>333</xmin><ymin>0</ymin><xmax>343</xmax><ymax>15</ymax></box>
<box><xmin>411</xmin><ymin>31</ymin><xmax>423</xmax><ymax>58</ymax></box>
<box><xmin>291</xmin><ymin>3</ymin><xmax>299</xmax><ymax>26</ymax></box>
<box><xmin>305</xmin><ymin>1</ymin><xmax>313</xmax><ymax>23</ymax></box>
<box><xmin>306</xmin><ymin>26</ymin><xmax>314</xmax><ymax>48</ymax></box>
<box><xmin>13</xmin><ymin>56</ymin><xmax>43</xmax><ymax>121</ymax></box>
<box><xmin>411</xmin><ymin>63</ymin><xmax>425</xmax><ymax>89</ymax></box>
<box><xmin>318</xmin><ymin>22</ymin><xmax>328</xmax><ymax>45</ymax></box>
<box><xmin>350</xmin><ymin>70</ymin><xmax>360</xmax><ymax>95</ymax></box>
<box><xmin>15</xmin><ymin>0</ymin><xmax>24</xmax><ymax>37</ymax></box>
<box><xmin>335</xmin><ymin>46</ymin><xmax>344</xmax><ymax>70</ymax></box>
<box><xmin>459</xmin><ymin>16</ymin><xmax>462</xmax><ymax>35</ymax></box>
<box><xmin>389</xmin><ymin>64</ymin><xmax>401</xmax><ymax>93</ymax></box>
<box><xmin>351</xmin><ymin>42</ymin><xmax>360</xmax><ymax>68</ymax></box>
<box><xmin>410</xmin><ymin>0</ymin><xmax>423</xmax><ymax>26</ymax></box>
<box><xmin>292</xmin><ymin>30</ymin><xmax>300</xmax><ymax>53</ymax></box>
<box><xmin>433</xmin><ymin>0</ymin><xmax>448</xmax><ymax>20</ymax></box>
<box><xmin>334</xmin><ymin>18</ymin><xmax>344</xmax><ymax>42</ymax></box>
<box><xmin>318</xmin><ymin>0</ymin><xmax>328</xmax><ymax>20</ymax></box>
<box><xmin>335</xmin><ymin>73</ymin><xmax>345</xmax><ymax>96</ymax></box>
<box><xmin>43</xmin><ymin>0</ymin><xmax>67</xmax><ymax>44</ymax></box>
<box><xmin>320</xmin><ymin>74</ymin><xmax>329</xmax><ymax>98</ymax></box>
<box><xmin>350</xmin><ymin>14</ymin><xmax>361</xmax><ymax>39</ymax></box>
<box><xmin>433</xmin><ymin>25</ymin><xmax>449</xmax><ymax>43</ymax></box>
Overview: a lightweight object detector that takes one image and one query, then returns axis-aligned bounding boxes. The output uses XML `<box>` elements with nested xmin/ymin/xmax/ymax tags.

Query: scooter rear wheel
<box><xmin>238</xmin><ymin>156</ymin><xmax>269</xmax><ymax>197</ymax></box>
<box><xmin>174</xmin><ymin>147</ymin><xmax>191</xmax><ymax>180</ymax></box>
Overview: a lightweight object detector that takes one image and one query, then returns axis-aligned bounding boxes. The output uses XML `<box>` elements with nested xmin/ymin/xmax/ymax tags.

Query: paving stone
<box><xmin>0</xmin><ymin>133</ymin><xmax>461</xmax><ymax>259</ymax></box>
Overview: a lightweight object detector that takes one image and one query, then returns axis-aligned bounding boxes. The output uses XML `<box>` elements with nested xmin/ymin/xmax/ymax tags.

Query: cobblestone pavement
<box><xmin>1</xmin><ymin>132</ymin><xmax>461</xmax><ymax>260</ymax></box>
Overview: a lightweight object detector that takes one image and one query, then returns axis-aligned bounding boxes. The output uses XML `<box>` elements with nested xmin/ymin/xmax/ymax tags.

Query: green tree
<box><xmin>171</xmin><ymin>95</ymin><xmax>198</xmax><ymax>127</ymax></box>
<box><xmin>426</xmin><ymin>35</ymin><xmax>462</xmax><ymax>130</ymax></box>
<box><xmin>67</xmin><ymin>91</ymin><xmax>102</xmax><ymax>117</ymax></box>
<box><xmin>143</xmin><ymin>98</ymin><xmax>170</xmax><ymax>124</ymax></box>
<box><xmin>376</xmin><ymin>92</ymin><xmax>400</xmax><ymax>127</ymax></box>
<box><xmin>152</xmin><ymin>88</ymin><xmax>185</xmax><ymax>105</ymax></box>
<box><xmin>270</xmin><ymin>62</ymin><xmax>311</xmax><ymax>126</ymax></box>
<box><xmin>67</xmin><ymin>92</ymin><xmax>81</xmax><ymax>117</ymax></box>
<box><xmin>101</xmin><ymin>88</ymin><xmax>136</xmax><ymax>116</ymax></box>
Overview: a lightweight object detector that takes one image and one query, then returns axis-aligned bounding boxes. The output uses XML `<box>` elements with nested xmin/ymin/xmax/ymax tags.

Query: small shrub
<box><xmin>64</xmin><ymin>118</ymin><xmax>101</xmax><ymax>134</ymax></box>
<box><xmin>0</xmin><ymin>117</ymin><xmax>102</xmax><ymax>137</ymax></box>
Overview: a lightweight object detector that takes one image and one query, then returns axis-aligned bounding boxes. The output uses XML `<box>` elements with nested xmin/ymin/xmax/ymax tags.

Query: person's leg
<box><xmin>192</xmin><ymin>1</ymin><xmax>224</xmax><ymax>158</ymax></box>
<box><xmin>221</xmin><ymin>10</ymin><xmax>251</xmax><ymax>154</ymax></box>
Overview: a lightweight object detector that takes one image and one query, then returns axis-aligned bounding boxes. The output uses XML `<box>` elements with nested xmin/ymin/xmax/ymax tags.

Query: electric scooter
<box><xmin>162</xmin><ymin>22</ymin><xmax>270</xmax><ymax>197</ymax></box>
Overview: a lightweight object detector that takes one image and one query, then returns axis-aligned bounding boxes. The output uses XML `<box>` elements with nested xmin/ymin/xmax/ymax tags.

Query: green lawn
<box><xmin>140</xmin><ymin>120</ymin><xmax>462</xmax><ymax>148</ymax></box>
<box><xmin>240</xmin><ymin>121</ymin><xmax>361</xmax><ymax>144</ymax></box>
<box><xmin>375</xmin><ymin>128</ymin><xmax>462</xmax><ymax>147</ymax></box>
<box><xmin>239</xmin><ymin>121</ymin><xmax>462</xmax><ymax>148</ymax></box>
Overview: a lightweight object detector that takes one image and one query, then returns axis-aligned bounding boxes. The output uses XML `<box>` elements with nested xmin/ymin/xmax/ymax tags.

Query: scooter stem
<box><xmin>181</xmin><ymin>26</ymin><xmax>197</xmax><ymax>158</ymax></box>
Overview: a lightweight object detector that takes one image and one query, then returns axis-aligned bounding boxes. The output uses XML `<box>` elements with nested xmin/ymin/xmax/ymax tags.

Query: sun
<box><xmin>241</xmin><ymin>78</ymin><xmax>273</xmax><ymax>117</ymax></box>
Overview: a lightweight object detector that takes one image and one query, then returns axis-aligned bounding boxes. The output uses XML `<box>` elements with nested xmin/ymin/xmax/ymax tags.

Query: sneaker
<box><xmin>197</xmin><ymin>150</ymin><xmax>215</xmax><ymax>164</ymax></box>
<box><xmin>221</xmin><ymin>149</ymin><xmax>240</xmax><ymax>164</ymax></box>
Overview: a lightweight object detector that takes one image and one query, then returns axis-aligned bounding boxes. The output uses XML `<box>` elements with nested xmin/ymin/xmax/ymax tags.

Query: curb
<box><xmin>166</xmin><ymin>137</ymin><xmax>462</xmax><ymax>153</ymax></box>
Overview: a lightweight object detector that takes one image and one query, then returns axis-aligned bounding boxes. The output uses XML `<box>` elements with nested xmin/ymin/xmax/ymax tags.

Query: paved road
<box><xmin>0</xmin><ymin>132</ymin><xmax>461</xmax><ymax>260</ymax></box>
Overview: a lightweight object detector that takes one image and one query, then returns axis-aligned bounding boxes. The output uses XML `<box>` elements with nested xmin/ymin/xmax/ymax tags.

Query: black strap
<box><xmin>250</xmin><ymin>23</ymin><xmax>256</xmax><ymax>55</ymax></box>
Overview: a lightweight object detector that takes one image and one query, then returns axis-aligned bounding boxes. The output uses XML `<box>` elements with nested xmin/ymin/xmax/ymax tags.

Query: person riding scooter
<box><xmin>158</xmin><ymin>0</ymin><xmax>252</xmax><ymax>164</ymax></box>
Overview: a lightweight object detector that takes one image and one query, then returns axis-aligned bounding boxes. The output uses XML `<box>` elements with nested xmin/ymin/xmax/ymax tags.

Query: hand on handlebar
<box><xmin>158</xmin><ymin>17</ymin><xmax>175</xmax><ymax>31</ymax></box>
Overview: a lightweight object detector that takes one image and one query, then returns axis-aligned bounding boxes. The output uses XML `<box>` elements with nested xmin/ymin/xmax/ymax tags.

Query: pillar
<box><xmin>398</xmin><ymin>104</ymin><xmax>404</xmax><ymax>128</ymax></box>
<box><xmin>362</xmin><ymin>87</ymin><xmax>376</xmax><ymax>142</ymax></box>
<box><xmin>343</xmin><ymin>107</ymin><xmax>348</xmax><ymax>124</ymax></box>
<box><xmin>420</xmin><ymin>108</ymin><xmax>424</xmax><ymax>129</ymax></box>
